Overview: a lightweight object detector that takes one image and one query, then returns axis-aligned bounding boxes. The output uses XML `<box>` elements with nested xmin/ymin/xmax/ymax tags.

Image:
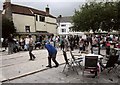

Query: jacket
<box><xmin>45</xmin><ymin>43</ymin><xmax>57</xmax><ymax>56</ymax></box>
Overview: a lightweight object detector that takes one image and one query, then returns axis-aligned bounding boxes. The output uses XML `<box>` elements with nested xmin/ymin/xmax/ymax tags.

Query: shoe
<box><xmin>29</xmin><ymin>59</ymin><xmax>33</xmax><ymax>61</ymax></box>
<box><xmin>46</xmin><ymin>65</ymin><xmax>52</xmax><ymax>68</ymax></box>
<box><xmin>33</xmin><ymin>57</ymin><xmax>36</xmax><ymax>60</ymax></box>
<box><xmin>53</xmin><ymin>64</ymin><xmax>59</xmax><ymax>68</ymax></box>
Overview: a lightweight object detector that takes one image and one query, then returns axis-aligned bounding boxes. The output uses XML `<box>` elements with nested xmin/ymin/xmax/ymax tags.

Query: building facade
<box><xmin>57</xmin><ymin>16</ymin><xmax>73</xmax><ymax>35</ymax></box>
<box><xmin>0</xmin><ymin>10</ymin><xmax>2</xmax><ymax>46</ymax></box>
<box><xmin>2</xmin><ymin>0</ymin><xmax>57</xmax><ymax>39</ymax></box>
<box><xmin>57</xmin><ymin>16</ymin><xmax>85</xmax><ymax>37</ymax></box>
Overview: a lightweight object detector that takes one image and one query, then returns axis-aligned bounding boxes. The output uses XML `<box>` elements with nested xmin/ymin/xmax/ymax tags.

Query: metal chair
<box><xmin>70</xmin><ymin>50</ymin><xmax>83</xmax><ymax>70</ymax></box>
<box><xmin>62</xmin><ymin>50</ymin><xmax>79</xmax><ymax>75</ymax></box>
<box><xmin>82</xmin><ymin>56</ymin><xmax>98</xmax><ymax>77</ymax></box>
<box><xmin>100</xmin><ymin>55</ymin><xmax>119</xmax><ymax>73</ymax></box>
<box><xmin>62</xmin><ymin>50</ymin><xmax>70</xmax><ymax>72</ymax></box>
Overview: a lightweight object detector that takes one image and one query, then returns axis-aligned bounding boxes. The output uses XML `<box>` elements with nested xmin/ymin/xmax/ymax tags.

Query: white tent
<box><xmin>69</xmin><ymin>32</ymin><xmax>86</xmax><ymax>39</ymax></box>
<box><xmin>68</xmin><ymin>32</ymin><xmax>84</xmax><ymax>36</ymax></box>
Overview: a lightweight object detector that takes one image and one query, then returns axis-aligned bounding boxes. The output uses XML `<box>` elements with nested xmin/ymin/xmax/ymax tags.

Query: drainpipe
<box><xmin>34</xmin><ymin>14</ymin><xmax>37</xmax><ymax>41</ymax></box>
<box><xmin>34</xmin><ymin>14</ymin><xmax>37</xmax><ymax>32</ymax></box>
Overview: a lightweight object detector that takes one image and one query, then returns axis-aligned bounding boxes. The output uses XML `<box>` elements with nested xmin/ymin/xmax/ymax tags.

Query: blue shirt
<box><xmin>45</xmin><ymin>43</ymin><xmax>57</xmax><ymax>56</ymax></box>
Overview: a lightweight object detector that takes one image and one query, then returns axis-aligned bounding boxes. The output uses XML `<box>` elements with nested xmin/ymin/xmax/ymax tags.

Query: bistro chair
<box><xmin>115</xmin><ymin>60</ymin><xmax>120</xmax><ymax>70</ymax></box>
<box><xmin>70</xmin><ymin>50</ymin><xmax>83</xmax><ymax>70</ymax></box>
<box><xmin>114</xmin><ymin>60</ymin><xmax>120</xmax><ymax>78</ymax></box>
<box><xmin>62</xmin><ymin>50</ymin><xmax>70</xmax><ymax>72</ymax></box>
<box><xmin>62</xmin><ymin>50</ymin><xmax>79</xmax><ymax>75</ymax></box>
<box><xmin>100</xmin><ymin>55</ymin><xmax>119</xmax><ymax>73</ymax></box>
<box><xmin>82</xmin><ymin>56</ymin><xmax>98</xmax><ymax>77</ymax></box>
<box><xmin>115</xmin><ymin>50</ymin><xmax>120</xmax><ymax>69</ymax></box>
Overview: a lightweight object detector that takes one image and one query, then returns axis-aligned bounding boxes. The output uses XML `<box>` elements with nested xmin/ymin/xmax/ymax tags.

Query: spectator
<box><xmin>106</xmin><ymin>41</ymin><xmax>111</xmax><ymax>55</ymax></box>
<box><xmin>7</xmin><ymin>34</ymin><xmax>15</xmax><ymax>54</ymax></box>
<box><xmin>25</xmin><ymin>36</ymin><xmax>30</xmax><ymax>51</ymax></box>
<box><xmin>60</xmin><ymin>37</ymin><xmax>65</xmax><ymax>51</ymax></box>
<box><xmin>78</xmin><ymin>38</ymin><xmax>84</xmax><ymax>53</ymax></box>
<box><xmin>28</xmin><ymin>35</ymin><xmax>36</xmax><ymax>61</ymax></box>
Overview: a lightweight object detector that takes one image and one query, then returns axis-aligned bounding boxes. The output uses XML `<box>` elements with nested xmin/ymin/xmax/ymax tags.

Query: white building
<box><xmin>2</xmin><ymin>0</ymin><xmax>57</xmax><ymax>39</ymax></box>
<box><xmin>57</xmin><ymin>16</ymin><xmax>85</xmax><ymax>37</ymax></box>
<box><xmin>57</xmin><ymin>16</ymin><xmax>73</xmax><ymax>35</ymax></box>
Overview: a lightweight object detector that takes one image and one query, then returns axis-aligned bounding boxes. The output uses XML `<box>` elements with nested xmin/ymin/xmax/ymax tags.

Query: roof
<box><xmin>11</xmin><ymin>4</ymin><xmax>56</xmax><ymax>18</ymax></box>
<box><xmin>57</xmin><ymin>16</ymin><xmax>73</xmax><ymax>23</ymax></box>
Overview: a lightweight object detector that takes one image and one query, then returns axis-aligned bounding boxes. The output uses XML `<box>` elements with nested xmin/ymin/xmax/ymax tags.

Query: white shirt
<box><xmin>25</xmin><ymin>38</ymin><xmax>30</xmax><ymax>44</ymax></box>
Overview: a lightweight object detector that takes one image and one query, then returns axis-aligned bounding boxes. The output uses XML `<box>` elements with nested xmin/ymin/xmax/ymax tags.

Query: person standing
<box><xmin>28</xmin><ymin>35</ymin><xmax>36</xmax><ymax>61</ymax></box>
<box><xmin>60</xmin><ymin>37</ymin><xmax>65</xmax><ymax>51</ymax></box>
<box><xmin>106</xmin><ymin>41</ymin><xmax>111</xmax><ymax>55</ymax></box>
<box><xmin>45</xmin><ymin>42</ymin><xmax>59</xmax><ymax>68</ymax></box>
<box><xmin>78</xmin><ymin>38</ymin><xmax>84</xmax><ymax>53</ymax></box>
<box><xmin>25</xmin><ymin>36</ymin><xmax>30</xmax><ymax>51</ymax></box>
<box><xmin>7</xmin><ymin>34</ymin><xmax>15</xmax><ymax>55</ymax></box>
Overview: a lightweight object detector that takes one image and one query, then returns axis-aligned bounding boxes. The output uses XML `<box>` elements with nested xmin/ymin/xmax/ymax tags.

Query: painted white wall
<box><xmin>12</xmin><ymin>13</ymin><xmax>35</xmax><ymax>32</ymax></box>
<box><xmin>57</xmin><ymin>22</ymin><xmax>73</xmax><ymax>35</ymax></box>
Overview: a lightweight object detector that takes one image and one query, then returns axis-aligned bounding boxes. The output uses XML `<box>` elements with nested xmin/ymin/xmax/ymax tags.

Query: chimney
<box><xmin>45</xmin><ymin>5</ymin><xmax>49</xmax><ymax>14</ymax></box>
<box><xmin>3</xmin><ymin>0</ymin><xmax>11</xmax><ymax>9</ymax></box>
<box><xmin>3</xmin><ymin>0</ymin><xmax>12</xmax><ymax>21</ymax></box>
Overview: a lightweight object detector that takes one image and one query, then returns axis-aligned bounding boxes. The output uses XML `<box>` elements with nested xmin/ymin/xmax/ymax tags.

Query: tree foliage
<box><xmin>2</xmin><ymin>17</ymin><xmax>16</xmax><ymax>39</ymax></box>
<box><xmin>72</xmin><ymin>1</ymin><xmax>120</xmax><ymax>32</ymax></box>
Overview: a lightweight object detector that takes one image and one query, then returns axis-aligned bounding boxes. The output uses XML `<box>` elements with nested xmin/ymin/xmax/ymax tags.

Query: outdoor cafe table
<box><xmin>111</xmin><ymin>48</ymin><xmax>120</xmax><ymax>55</ymax></box>
<box><xmin>71</xmin><ymin>52</ymin><xmax>104</xmax><ymax>74</ymax></box>
<box><xmin>114</xmin><ymin>48</ymin><xmax>120</xmax><ymax>60</ymax></box>
<box><xmin>72</xmin><ymin>52</ymin><xmax>103</xmax><ymax>66</ymax></box>
<box><xmin>114</xmin><ymin>48</ymin><xmax>120</xmax><ymax>51</ymax></box>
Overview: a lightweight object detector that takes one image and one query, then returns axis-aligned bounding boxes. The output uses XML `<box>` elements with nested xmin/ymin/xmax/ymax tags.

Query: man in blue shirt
<box><xmin>45</xmin><ymin>43</ymin><xmax>59</xmax><ymax>68</ymax></box>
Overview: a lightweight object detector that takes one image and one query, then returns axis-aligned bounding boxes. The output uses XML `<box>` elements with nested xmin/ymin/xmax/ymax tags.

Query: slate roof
<box><xmin>57</xmin><ymin>16</ymin><xmax>73</xmax><ymax>23</ymax></box>
<box><xmin>4</xmin><ymin>3</ymin><xmax>56</xmax><ymax>18</ymax></box>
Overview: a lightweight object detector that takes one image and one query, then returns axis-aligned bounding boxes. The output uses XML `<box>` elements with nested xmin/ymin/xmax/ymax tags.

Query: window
<box><xmin>61</xmin><ymin>29</ymin><xmax>66</xmax><ymax>33</ymax></box>
<box><xmin>39</xmin><ymin>16</ymin><xmax>45</xmax><ymax>22</ymax></box>
<box><xmin>36</xmin><ymin>15</ymin><xmax>38</xmax><ymax>21</ymax></box>
<box><xmin>25</xmin><ymin>26</ymin><xmax>30</xmax><ymax>32</ymax></box>
<box><xmin>61</xmin><ymin>24</ymin><xmax>66</xmax><ymax>27</ymax></box>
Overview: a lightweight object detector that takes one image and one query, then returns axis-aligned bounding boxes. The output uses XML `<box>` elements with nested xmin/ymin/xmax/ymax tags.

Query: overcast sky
<box><xmin>0</xmin><ymin>0</ymin><xmax>87</xmax><ymax>17</ymax></box>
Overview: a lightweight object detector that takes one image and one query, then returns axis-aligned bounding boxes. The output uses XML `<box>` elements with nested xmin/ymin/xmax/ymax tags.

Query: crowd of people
<box><xmin>1</xmin><ymin>34</ymin><xmax>120</xmax><ymax>54</ymax></box>
<box><xmin>1</xmin><ymin>33</ymin><xmax>120</xmax><ymax>68</ymax></box>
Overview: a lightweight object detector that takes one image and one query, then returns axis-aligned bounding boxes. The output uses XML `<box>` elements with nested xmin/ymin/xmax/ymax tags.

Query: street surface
<box><xmin>0</xmin><ymin>48</ymin><xmax>120</xmax><ymax>83</ymax></box>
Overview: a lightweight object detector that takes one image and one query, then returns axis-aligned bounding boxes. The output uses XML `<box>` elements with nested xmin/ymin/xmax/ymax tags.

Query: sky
<box><xmin>0</xmin><ymin>0</ymin><xmax>87</xmax><ymax>17</ymax></box>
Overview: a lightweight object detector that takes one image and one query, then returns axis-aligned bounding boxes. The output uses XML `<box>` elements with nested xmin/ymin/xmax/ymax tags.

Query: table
<box><xmin>114</xmin><ymin>48</ymin><xmax>120</xmax><ymax>51</ymax></box>
<box><xmin>114</xmin><ymin>48</ymin><xmax>120</xmax><ymax>60</ymax></box>
<box><xmin>110</xmin><ymin>48</ymin><xmax>120</xmax><ymax>56</ymax></box>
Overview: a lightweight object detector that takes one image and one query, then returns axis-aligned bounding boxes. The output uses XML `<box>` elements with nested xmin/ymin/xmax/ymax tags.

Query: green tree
<box><xmin>72</xmin><ymin>1</ymin><xmax>120</xmax><ymax>54</ymax></box>
<box><xmin>2</xmin><ymin>17</ymin><xmax>16</xmax><ymax>39</ymax></box>
<box><xmin>72</xmin><ymin>1</ymin><xmax>119</xmax><ymax>32</ymax></box>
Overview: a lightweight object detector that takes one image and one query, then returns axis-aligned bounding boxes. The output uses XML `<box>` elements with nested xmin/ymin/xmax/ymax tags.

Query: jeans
<box><xmin>48</xmin><ymin>52</ymin><xmax>59</xmax><ymax>66</ymax></box>
<box><xmin>8</xmin><ymin>42</ymin><xmax>14</xmax><ymax>54</ymax></box>
<box><xmin>29</xmin><ymin>46</ymin><xmax>35</xmax><ymax>60</ymax></box>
